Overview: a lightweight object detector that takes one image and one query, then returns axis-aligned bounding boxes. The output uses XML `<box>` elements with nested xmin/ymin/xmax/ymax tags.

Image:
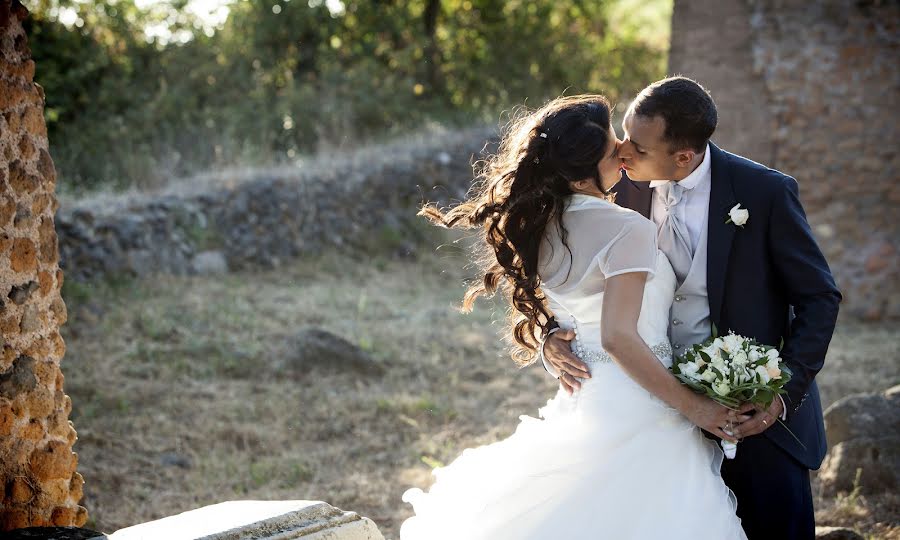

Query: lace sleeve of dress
<box><xmin>597</xmin><ymin>215</ymin><xmax>658</xmax><ymax>278</ymax></box>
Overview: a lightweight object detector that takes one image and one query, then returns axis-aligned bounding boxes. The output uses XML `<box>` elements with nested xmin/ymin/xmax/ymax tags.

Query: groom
<box><xmin>541</xmin><ymin>77</ymin><xmax>841</xmax><ymax>539</ymax></box>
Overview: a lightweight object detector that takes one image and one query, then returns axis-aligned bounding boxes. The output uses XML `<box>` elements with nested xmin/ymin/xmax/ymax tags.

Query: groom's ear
<box><xmin>673</xmin><ymin>149</ymin><xmax>696</xmax><ymax>169</ymax></box>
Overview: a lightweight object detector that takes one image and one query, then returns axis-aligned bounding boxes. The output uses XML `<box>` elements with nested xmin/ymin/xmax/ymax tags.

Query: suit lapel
<box><xmin>611</xmin><ymin>175</ymin><xmax>653</xmax><ymax>219</ymax></box>
<box><xmin>706</xmin><ymin>143</ymin><xmax>737</xmax><ymax>328</ymax></box>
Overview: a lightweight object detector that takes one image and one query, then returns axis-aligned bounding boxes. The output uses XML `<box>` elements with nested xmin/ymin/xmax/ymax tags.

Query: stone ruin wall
<box><xmin>52</xmin><ymin>128</ymin><xmax>490</xmax><ymax>283</ymax></box>
<box><xmin>0</xmin><ymin>0</ymin><xmax>87</xmax><ymax>530</ymax></box>
<box><xmin>670</xmin><ymin>0</ymin><xmax>899</xmax><ymax>320</ymax></box>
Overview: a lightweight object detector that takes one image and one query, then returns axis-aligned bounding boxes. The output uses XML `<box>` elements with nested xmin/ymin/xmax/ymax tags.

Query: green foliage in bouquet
<box><xmin>669</xmin><ymin>325</ymin><xmax>792</xmax><ymax>410</ymax></box>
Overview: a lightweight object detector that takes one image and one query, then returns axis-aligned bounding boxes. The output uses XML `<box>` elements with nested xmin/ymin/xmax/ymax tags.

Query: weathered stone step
<box><xmin>107</xmin><ymin>500</ymin><xmax>384</xmax><ymax>540</ymax></box>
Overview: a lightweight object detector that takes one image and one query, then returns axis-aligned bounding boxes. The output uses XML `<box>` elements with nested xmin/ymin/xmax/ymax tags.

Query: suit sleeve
<box><xmin>768</xmin><ymin>176</ymin><xmax>842</xmax><ymax>413</ymax></box>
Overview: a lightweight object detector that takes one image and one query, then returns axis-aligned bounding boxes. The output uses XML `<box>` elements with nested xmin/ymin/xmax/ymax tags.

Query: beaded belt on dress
<box><xmin>569</xmin><ymin>316</ymin><xmax>673</xmax><ymax>364</ymax></box>
<box><xmin>572</xmin><ymin>341</ymin><xmax>673</xmax><ymax>364</ymax></box>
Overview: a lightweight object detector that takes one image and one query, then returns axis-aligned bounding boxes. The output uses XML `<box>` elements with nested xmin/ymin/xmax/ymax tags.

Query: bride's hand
<box><xmin>681</xmin><ymin>395</ymin><xmax>749</xmax><ymax>444</ymax></box>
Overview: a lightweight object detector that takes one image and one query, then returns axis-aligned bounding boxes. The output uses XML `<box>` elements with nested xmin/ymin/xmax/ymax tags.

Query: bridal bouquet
<box><xmin>670</xmin><ymin>329</ymin><xmax>792</xmax><ymax>459</ymax></box>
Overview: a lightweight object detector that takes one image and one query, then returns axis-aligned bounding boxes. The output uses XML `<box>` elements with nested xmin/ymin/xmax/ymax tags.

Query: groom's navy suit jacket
<box><xmin>612</xmin><ymin>143</ymin><xmax>841</xmax><ymax>470</ymax></box>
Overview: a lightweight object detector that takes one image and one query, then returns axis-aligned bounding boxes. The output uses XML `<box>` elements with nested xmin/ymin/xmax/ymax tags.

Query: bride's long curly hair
<box><xmin>420</xmin><ymin>95</ymin><xmax>614</xmax><ymax>365</ymax></box>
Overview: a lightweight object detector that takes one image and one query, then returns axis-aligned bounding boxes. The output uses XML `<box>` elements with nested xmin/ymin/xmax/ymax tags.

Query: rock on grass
<box><xmin>280</xmin><ymin>327</ymin><xmax>384</xmax><ymax>377</ymax></box>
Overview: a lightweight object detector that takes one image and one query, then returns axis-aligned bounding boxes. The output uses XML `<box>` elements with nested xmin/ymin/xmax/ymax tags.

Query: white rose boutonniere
<box><xmin>726</xmin><ymin>203</ymin><xmax>749</xmax><ymax>227</ymax></box>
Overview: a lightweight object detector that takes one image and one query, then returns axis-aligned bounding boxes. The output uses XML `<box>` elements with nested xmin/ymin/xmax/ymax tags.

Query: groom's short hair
<box><xmin>631</xmin><ymin>76</ymin><xmax>717</xmax><ymax>153</ymax></box>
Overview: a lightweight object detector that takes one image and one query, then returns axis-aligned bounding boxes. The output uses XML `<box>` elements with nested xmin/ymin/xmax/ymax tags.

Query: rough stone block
<box><xmin>819</xmin><ymin>436</ymin><xmax>900</xmax><ymax>496</ymax></box>
<box><xmin>0</xmin><ymin>232</ymin><xmax>12</xmax><ymax>255</ymax></box>
<box><xmin>3</xmin><ymin>110</ymin><xmax>21</xmax><ymax>133</ymax></box>
<box><xmin>10</xmin><ymin>237</ymin><xmax>37</xmax><ymax>273</ymax></box>
<box><xmin>8</xmin><ymin>168</ymin><xmax>39</xmax><ymax>197</ymax></box>
<box><xmin>24</xmin><ymin>385</ymin><xmax>53</xmax><ymax>418</ymax></box>
<box><xmin>8</xmin><ymin>280</ymin><xmax>38</xmax><ymax>304</ymax></box>
<box><xmin>9</xmin><ymin>476</ymin><xmax>34</xmax><ymax>504</ymax></box>
<box><xmin>69</xmin><ymin>471</ymin><xmax>84</xmax><ymax>501</ymax></box>
<box><xmin>191</xmin><ymin>250</ymin><xmax>229</xmax><ymax>275</ymax></box>
<box><xmin>0</xmin><ymin>509</ymin><xmax>30</xmax><ymax>530</ymax></box>
<box><xmin>37</xmin><ymin>270</ymin><xmax>54</xmax><ymax>296</ymax></box>
<box><xmin>20</xmin><ymin>417</ymin><xmax>44</xmax><ymax>440</ymax></box>
<box><xmin>50</xmin><ymin>505</ymin><xmax>77</xmax><ymax>526</ymax></box>
<box><xmin>816</xmin><ymin>526</ymin><xmax>865</xmax><ymax>540</ymax></box>
<box><xmin>49</xmin><ymin>295</ymin><xmax>67</xmax><ymax>326</ymax></box>
<box><xmin>0</xmin><ymin>196</ymin><xmax>15</xmax><ymax>227</ymax></box>
<box><xmin>282</xmin><ymin>328</ymin><xmax>384</xmax><ymax>376</ymax></box>
<box><xmin>108</xmin><ymin>500</ymin><xmax>385</xmax><ymax>540</ymax></box>
<box><xmin>22</xmin><ymin>105</ymin><xmax>47</xmax><ymax>138</ymax></box>
<box><xmin>36</xmin><ymin>148</ymin><xmax>55</xmax><ymax>184</ymax></box>
<box><xmin>19</xmin><ymin>303</ymin><xmax>41</xmax><ymax>333</ymax></box>
<box><xmin>824</xmin><ymin>385</ymin><xmax>900</xmax><ymax>448</ymax></box>
<box><xmin>0</xmin><ymin>401</ymin><xmax>15</xmax><ymax>436</ymax></box>
<box><xmin>38</xmin><ymin>216</ymin><xmax>58</xmax><ymax>264</ymax></box>
<box><xmin>29</xmin><ymin>440</ymin><xmax>77</xmax><ymax>482</ymax></box>
<box><xmin>0</xmin><ymin>355</ymin><xmax>37</xmax><ymax>399</ymax></box>
<box><xmin>0</xmin><ymin>315</ymin><xmax>20</xmax><ymax>336</ymax></box>
<box><xmin>17</xmin><ymin>134</ymin><xmax>35</xmax><ymax>161</ymax></box>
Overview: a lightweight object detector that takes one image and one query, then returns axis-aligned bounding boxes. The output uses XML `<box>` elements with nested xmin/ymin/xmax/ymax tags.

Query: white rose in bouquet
<box><xmin>765</xmin><ymin>358</ymin><xmax>782</xmax><ymax>379</ymax></box>
<box><xmin>681</xmin><ymin>361</ymin><xmax>701</xmax><ymax>381</ymax></box>
<box><xmin>723</xmin><ymin>334</ymin><xmax>743</xmax><ymax>354</ymax></box>
<box><xmin>713</xmin><ymin>382</ymin><xmax>732</xmax><ymax>396</ymax></box>
<box><xmin>754</xmin><ymin>365</ymin><xmax>771</xmax><ymax>384</ymax></box>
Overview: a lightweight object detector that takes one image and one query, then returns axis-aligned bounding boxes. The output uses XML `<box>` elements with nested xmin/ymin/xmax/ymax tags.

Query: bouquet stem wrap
<box><xmin>721</xmin><ymin>432</ymin><xmax>738</xmax><ymax>459</ymax></box>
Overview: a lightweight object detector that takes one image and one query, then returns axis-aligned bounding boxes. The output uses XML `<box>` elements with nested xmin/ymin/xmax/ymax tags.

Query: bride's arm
<box><xmin>601</xmin><ymin>272</ymin><xmax>742</xmax><ymax>443</ymax></box>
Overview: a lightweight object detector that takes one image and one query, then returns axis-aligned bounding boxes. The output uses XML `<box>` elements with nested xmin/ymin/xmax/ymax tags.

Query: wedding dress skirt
<box><xmin>400</xmin><ymin>248</ymin><xmax>747</xmax><ymax>539</ymax></box>
<box><xmin>400</xmin><ymin>354</ymin><xmax>746</xmax><ymax>539</ymax></box>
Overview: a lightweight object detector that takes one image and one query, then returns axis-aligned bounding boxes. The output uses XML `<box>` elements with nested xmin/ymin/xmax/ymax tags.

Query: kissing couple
<box><xmin>401</xmin><ymin>77</ymin><xmax>841</xmax><ymax>540</ymax></box>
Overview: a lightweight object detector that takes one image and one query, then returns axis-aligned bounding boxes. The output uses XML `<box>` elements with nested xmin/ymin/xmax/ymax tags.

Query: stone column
<box><xmin>0</xmin><ymin>0</ymin><xmax>87</xmax><ymax>530</ymax></box>
<box><xmin>668</xmin><ymin>0</ymin><xmax>774</xmax><ymax>165</ymax></box>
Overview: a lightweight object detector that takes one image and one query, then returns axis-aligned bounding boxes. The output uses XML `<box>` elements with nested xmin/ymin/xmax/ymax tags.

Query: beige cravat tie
<box><xmin>655</xmin><ymin>182</ymin><xmax>693</xmax><ymax>285</ymax></box>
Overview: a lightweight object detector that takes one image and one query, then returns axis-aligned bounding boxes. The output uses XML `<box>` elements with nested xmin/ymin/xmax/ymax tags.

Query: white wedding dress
<box><xmin>400</xmin><ymin>194</ymin><xmax>746</xmax><ymax>539</ymax></box>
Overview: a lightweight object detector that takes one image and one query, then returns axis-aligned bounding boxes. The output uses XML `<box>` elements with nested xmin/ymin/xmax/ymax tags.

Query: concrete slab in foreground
<box><xmin>108</xmin><ymin>500</ymin><xmax>385</xmax><ymax>540</ymax></box>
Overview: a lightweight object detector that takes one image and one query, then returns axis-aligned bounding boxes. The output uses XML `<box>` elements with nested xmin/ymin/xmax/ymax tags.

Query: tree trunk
<box><xmin>0</xmin><ymin>0</ymin><xmax>87</xmax><ymax>530</ymax></box>
<box><xmin>423</xmin><ymin>0</ymin><xmax>444</xmax><ymax>97</ymax></box>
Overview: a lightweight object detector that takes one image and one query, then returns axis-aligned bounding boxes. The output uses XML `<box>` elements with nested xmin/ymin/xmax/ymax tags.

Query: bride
<box><xmin>401</xmin><ymin>95</ymin><xmax>747</xmax><ymax>539</ymax></box>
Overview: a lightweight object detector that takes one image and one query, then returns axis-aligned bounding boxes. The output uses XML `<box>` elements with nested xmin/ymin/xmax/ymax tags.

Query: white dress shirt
<box><xmin>649</xmin><ymin>144</ymin><xmax>712</xmax><ymax>253</ymax></box>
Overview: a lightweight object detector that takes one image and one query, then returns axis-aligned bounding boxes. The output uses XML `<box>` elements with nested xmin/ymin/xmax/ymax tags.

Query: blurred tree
<box><xmin>22</xmin><ymin>0</ymin><xmax>672</xmax><ymax>193</ymax></box>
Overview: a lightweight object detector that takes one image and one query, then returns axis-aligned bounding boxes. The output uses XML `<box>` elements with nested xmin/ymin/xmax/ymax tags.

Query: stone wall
<box><xmin>670</xmin><ymin>0</ymin><xmax>899</xmax><ymax>320</ymax></box>
<box><xmin>0</xmin><ymin>0</ymin><xmax>87</xmax><ymax>530</ymax></box>
<box><xmin>55</xmin><ymin>128</ymin><xmax>492</xmax><ymax>282</ymax></box>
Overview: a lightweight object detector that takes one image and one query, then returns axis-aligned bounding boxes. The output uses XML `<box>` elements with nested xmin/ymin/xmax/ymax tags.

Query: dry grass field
<box><xmin>59</xmin><ymin>227</ymin><xmax>899</xmax><ymax>539</ymax></box>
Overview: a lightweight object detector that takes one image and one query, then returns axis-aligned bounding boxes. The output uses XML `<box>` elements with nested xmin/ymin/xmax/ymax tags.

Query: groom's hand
<box><xmin>732</xmin><ymin>399</ymin><xmax>784</xmax><ymax>438</ymax></box>
<box><xmin>544</xmin><ymin>329</ymin><xmax>591</xmax><ymax>394</ymax></box>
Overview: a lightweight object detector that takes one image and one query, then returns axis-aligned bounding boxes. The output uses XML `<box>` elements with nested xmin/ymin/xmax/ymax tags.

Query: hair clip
<box><xmin>539</xmin><ymin>132</ymin><xmax>548</xmax><ymax>138</ymax></box>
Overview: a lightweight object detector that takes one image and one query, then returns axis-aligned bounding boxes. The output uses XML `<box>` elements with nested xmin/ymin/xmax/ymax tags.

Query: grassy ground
<box><xmin>59</xmin><ymin>227</ymin><xmax>899</xmax><ymax>539</ymax></box>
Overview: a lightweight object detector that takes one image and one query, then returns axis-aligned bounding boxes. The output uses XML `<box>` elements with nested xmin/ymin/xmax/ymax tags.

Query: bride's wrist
<box><xmin>673</xmin><ymin>389</ymin><xmax>703</xmax><ymax>417</ymax></box>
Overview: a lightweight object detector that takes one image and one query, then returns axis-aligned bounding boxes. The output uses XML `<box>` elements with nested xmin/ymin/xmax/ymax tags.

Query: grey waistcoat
<box><xmin>668</xmin><ymin>215</ymin><xmax>713</xmax><ymax>358</ymax></box>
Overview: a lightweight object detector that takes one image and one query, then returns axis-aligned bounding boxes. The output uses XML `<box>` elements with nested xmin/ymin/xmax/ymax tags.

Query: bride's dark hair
<box><xmin>420</xmin><ymin>95</ymin><xmax>614</xmax><ymax>365</ymax></box>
